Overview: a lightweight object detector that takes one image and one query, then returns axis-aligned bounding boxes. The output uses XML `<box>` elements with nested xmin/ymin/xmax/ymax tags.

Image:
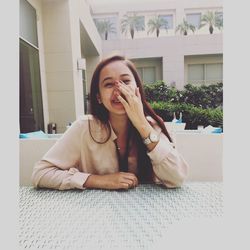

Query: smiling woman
<box><xmin>31</xmin><ymin>55</ymin><xmax>189</xmax><ymax>191</ymax></box>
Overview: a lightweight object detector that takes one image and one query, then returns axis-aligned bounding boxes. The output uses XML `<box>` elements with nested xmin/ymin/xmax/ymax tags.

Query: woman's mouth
<box><xmin>112</xmin><ymin>99</ymin><xmax>122</xmax><ymax>105</ymax></box>
<box><xmin>111</xmin><ymin>99</ymin><xmax>124</xmax><ymax>108</ymax></box>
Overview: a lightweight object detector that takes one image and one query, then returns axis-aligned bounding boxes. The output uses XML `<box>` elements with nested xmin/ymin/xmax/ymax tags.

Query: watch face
<box><xmin>150</xmin><ymin>132</ymin><xmax>159</xmax><ymax>142</ymax></box>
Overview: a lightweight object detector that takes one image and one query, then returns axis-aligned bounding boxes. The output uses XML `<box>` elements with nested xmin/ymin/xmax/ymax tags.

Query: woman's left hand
<box><xmin>116</xmin><ymin>81</ymin><xmax>148</xmax><ymax>129</ymax></box>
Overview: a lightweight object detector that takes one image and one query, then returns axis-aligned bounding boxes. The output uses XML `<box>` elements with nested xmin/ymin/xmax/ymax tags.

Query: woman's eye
<box><xmin>122</xmin><ymin>80</ymin><xmax>130</xmax><ymax>85</ymax></box>
<box><xmin>104</xmin><ymin>83</ymin><xmax>113</xmax><ymax>88</ymax></box>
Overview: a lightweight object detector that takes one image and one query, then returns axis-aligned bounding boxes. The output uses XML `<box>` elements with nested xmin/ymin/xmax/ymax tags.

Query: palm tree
<box><xmin>95</xmin><ymin>19</ymin><xmax>116</xmax><ymax>40</ymax></box>
<box><xmin>121</xmin><ymin>13</ymin><xmax>144</xmax><ymax>39</ymax></box>
<box><xmin>199</xmin><ymin>11</ymin><xmax>223</xmax><ymax>34</ymax></box>
<box><xmin>147</xmin><ymin>16</ymin><xmax>168</xmax><ymax>37</ymax></box>
<box><xmin>175</xmin><ymin>19</ymin><xmax>196</xmax><ymax>35</ymax></box>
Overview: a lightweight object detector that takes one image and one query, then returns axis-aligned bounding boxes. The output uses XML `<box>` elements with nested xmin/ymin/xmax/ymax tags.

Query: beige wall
<box><xmin>25</xmin><ymin>0</ymin><xmax>102</xmax><ymax>133</ymax></box>
<box><xmin>91</xmin><ymin>0</ymin><xmax>223</xmax><ymax>89</ymax></box>
<box><xmin>91</xmin><ymin>0</ymin><xmax>223</xmax><ymax>38</ymax></box>
<box><xmin>42</xmin><ymin>0</ymin><xmax>77</xmax><ymax>133</ymax></box>
<box><xmin>101</xmin><ymin>34</ymin><xmax>222</xmax><ymax>89</ymax></box>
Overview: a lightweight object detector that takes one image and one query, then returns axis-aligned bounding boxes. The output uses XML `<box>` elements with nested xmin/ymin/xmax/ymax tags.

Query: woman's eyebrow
<box><xmin>120</xmin><ymin>74</ymin><xmax>131</xmax><ymax>77</ymax></box>
<box><xmin>102</xmin><ymin>77</ymin><xmax>113</xmax><ymax>83</ymax></box>
<box><xmin>102</xmin><ymin>74</ymin><xmax>131</xmax><ymax>83</ymax></box>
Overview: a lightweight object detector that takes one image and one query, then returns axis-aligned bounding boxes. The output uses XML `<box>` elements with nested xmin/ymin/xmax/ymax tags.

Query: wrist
<box><xmin>84</xmin><ymin>174</ymin><xmax>102</xmax><ymax>188</ymax></box>
<box><xmin>135</xmin><ymin>119</ymin><xmax>153</xmax><ymax>139</ymax></box>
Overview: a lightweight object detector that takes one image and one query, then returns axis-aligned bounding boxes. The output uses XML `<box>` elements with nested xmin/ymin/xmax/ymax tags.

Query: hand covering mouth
<box><xmin>112</xmin><ymin>93</ymin><xmax>127</xmax><ymax>103</ymax></box>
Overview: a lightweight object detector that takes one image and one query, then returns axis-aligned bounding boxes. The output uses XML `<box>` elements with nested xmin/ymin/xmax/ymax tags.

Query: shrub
<box><xmin>144</xmin><ymin>81</ymin><xmax>223</xmax><ymax>129</ymax></box>
<box><xmin>144</xmin><ymin>82</ymin><xmax>223</xmax><ymax>109</ymax></box>
<box><xmin>180</xmin><ymin>83</ymin><xmax>223</xmax><ymax>109</ymax></box>
<box><xmin>150</xmin><ymin>101</ymin><xmax>223</xmax><ymax>130</ymax></box>
<box><xmin>143</xmin><ymin>81</ymin><xmax>182</xmax><ymax>103</ymax></box>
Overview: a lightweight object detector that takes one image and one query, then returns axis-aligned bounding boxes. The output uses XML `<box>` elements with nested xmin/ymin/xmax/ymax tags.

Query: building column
<box><xmin>163</xmin><ymin>54</ymin><xmax>185</xmax><ymax>89</ymax></box>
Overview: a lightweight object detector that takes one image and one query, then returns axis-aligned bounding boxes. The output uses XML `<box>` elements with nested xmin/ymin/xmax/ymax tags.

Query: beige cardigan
<box><xmin>32</xmin><ymin>115</ymin><xmax>189</xmax><ymax>190</ymax></box>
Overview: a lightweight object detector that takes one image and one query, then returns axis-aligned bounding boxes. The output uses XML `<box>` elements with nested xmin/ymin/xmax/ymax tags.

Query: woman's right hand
<box><xmin>84</xmin><ymin>172</ymin><xmax>138</xmax><ymax>190</ymax></box>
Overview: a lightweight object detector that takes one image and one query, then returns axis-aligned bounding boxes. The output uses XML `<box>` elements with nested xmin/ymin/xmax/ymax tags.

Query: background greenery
<box><xmin>143</xmin><ymin>81</ymin><xmax>223</xmax><ymax>130</ymax></box>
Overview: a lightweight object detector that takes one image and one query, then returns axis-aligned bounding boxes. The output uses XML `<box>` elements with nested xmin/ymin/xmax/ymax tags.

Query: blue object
<box><xmin>19</xmin><ymin>130</ymin><xmax>48</xmax><ymax>138</ymax></box>
<box><xmin>212</xmin><ymin>128</ymin><xmax>222</xmax><ymax>133</ymax></box>
<box><xmin>175</xmin><ymin>119</ymin><xmax>182</xmax><ymax>123</ymax></box>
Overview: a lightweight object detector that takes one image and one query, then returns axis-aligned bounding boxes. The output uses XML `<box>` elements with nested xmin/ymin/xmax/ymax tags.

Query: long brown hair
<box><xmin>89</xmin><ymin>55</ymin><xmax>172</xmax><ymax>182</ymax></box>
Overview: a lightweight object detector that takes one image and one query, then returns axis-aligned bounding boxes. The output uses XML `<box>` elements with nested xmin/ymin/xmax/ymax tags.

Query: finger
<box><xmin>135</xmin><ymin>87</ymin><xmax>141</xmax><ymax>99</ymax></box>
<box><xmin>122</xmin><ymin>178</ymin><xmax>134</xmax><ymax>188</ymax></box>
<box><xmin>120</xmin><ymin>172</ymin><xmax>138</xmax><ymax>187</ymax></box>
<box><xmin>118</xmin><ymin>82</ymin><xmax>134</xmax><ymax>99</ymax></box>
<box><xmin>123</xmin><ymin>177</ymin><xmax>135</xmax><ymax>187</ymax></box>
<box><xmin>123</xmin><ymin>175</ymin><xmax>138</xmax><ymax>187</ymax></box>
<box><xmin>118</xmin><ymin>85</ymin><xmax>132</xmax><ymax>99</ymax></box>
<box><xmin>123</xmin><ymin>172</ymin><xmax>138</xmax><ymax>179</ymax></box>
<box><xmin>117</xmin><ymin>94</ymin><xmax>129</xmax><ymax>108</ymax></box>
<box><xmin>120</xmin><ymin>182</ymin><xmax>130</xmax><ymax>190</ymax></box>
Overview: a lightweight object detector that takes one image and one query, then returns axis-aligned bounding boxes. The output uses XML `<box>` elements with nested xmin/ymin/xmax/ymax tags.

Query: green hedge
<box><xmin>149</xmin><ymin>101</ymin><xmax>223</xmax><ymax>130</ymax></box>
<box><xmin>144</xmin><ymin>82</ymin><xmax>223</xmax><ymax>109</ymax></box>
<box><xmin>143</xmin><ymin>81</ymin><xmax>223</xmax><ymax>130</ymax></box>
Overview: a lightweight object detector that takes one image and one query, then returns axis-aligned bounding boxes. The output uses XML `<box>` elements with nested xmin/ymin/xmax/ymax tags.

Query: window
<box><xmin>215</xmin><ymin>11</ymin><xmax>223</xmax><ymax>21</ymax></box>
<box><xmin>188</xmin><ymin>63</ymin><xmax>223</xmax><ymax>85</ymax></box>
<box><xmin>137</xmin><ymin>16</ymin><xmax>145</xmax><ymax>31</ymax></box>
<box><xmin>20</xmin><ymin>0</ymin><xmax>38</xmax><ymax>47</ymax></box>
<box><xmin>188</xmin><ymin>64</ymin><xmax>204</xmax><ymax>82</ymax></box>
<box><xmin>94</xmin><ymin>16</ymin><xmax>118</xmax><ymax>40</ymax></box>
<box><xmin>186</xmin><ymin>13</ymin><xmax>201</xmax><ymax>28</ymax></box>
<box><xmin>137</xmin><ymin>67</ymin><xmax>156</xmax><ymax>84</ymax></box>
<box><xmin>215</xmin><ymin>11</ymin><xmax>223</xmax><ymax>27</ymax></box>
<box><xmin>20</xmin><ymin>0</ymin><xmax>44</xmax><ymax>132</ymax></box>
<box><xmin>20</xmin><ymin>39</ymin><xmax>44</xmax><ymax>133</ymax></box>
<box><xmin>159</xmin><ymin>15</ymin><xmax>173</xmax><ymax>29</ymax></box>
<box><xmin>206</xmin><ymin>63</ymin><xmax>223</xmax><ymax>81</ymax></box>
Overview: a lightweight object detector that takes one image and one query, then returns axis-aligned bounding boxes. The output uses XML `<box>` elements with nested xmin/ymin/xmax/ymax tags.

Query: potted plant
<box><xmin>95</xmin><ymin>19</ymin><xmax>116</xmax><ymax>40</ymax></box>
<box><xmin>175</xmin><ymin>18</ymin><xmax>196</xmax><ymax>35</ymax></box>
<box><xmin>199</xmin><ymin>10</ymin><xmax>223</xmax><ymax>34</ymax></box>
<box><xmin>147</xmin><ymin>15</ymin><xmax>168</xmax><ymax>37</ymax></box>
<box><xmin>121</xmin><ymin>13</ymin><xmax>144</xmax><ymax>39</ymax></box>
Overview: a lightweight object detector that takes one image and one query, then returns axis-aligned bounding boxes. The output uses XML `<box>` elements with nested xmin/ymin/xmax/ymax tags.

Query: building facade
<box><xmin>19</xmin><ymin>0</ymin><xmax>223</xmax><ymax>133</ymax></box>
<box><xmin>91</xmin><ymin>0</ymin><xmax>223</xmax><ymax>88</ymax></box>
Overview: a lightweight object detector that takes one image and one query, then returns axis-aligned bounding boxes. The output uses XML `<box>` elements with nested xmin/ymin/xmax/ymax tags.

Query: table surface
<box><xmin>19</xmin><ymin>182</ymin><xmax>223</xmax><ymax>250</ymax></box>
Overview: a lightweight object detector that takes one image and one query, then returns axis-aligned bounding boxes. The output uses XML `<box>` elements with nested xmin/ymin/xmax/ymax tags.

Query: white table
<box><xmin>19</xmin><ymin>182</ymin><xmax>223</xmax><ymax>249</ymax></box>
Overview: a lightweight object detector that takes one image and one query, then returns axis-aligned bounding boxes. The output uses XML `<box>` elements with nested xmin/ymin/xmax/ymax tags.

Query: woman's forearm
<box><xmin>83</xmin><ymin>174</ymin><xmax>103</xmax><ymax>189</ymax></box>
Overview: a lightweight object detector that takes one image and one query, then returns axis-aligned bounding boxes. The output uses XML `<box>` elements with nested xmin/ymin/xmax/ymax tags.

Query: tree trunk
<box><xmin>184</xmin><ymin>30</ymin><xmax>187</xmax><ymax>36</ymax></box>
<box><xmin>130</xmin><ymin>29</ymin><xmax>134</xmax><ymax>39</ymax></box>
<box><xmin>105</xmin><ymin>32</ymin><xmax>108</xmax><ymax>40</ymax></box>
<box><xmin>209</xmin><ymin>25</ymin><xmax>213</xmax><ymax>34</ymax></box>
<box><xmin>156</xmin><ymin>29</ymin><xmax>159</xmax><ymax>37</ymax></box>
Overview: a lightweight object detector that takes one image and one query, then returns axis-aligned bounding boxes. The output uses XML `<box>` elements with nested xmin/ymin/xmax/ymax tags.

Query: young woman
<box><xmin>32</xmin><ymin>55</ymin><xmax>189</xmax><ymax>190</ymax></box>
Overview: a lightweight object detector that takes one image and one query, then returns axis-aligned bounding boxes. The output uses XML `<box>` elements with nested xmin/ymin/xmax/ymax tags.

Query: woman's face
<box><xmin>98</xmin><ymin>61</ymin><xmax>137</xmax><ymax>116</ymax></box>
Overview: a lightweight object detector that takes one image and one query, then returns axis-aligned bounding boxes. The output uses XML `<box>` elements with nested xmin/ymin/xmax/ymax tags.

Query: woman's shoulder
<box><xmin>77</xmin><ymin>114</ymin><xmax>110</xmax><ymax>142</ymax></box>
<box><xmin>76</xmin><ymin>114</ymin><xmax>106</xmax><ymax>133</ymax></box>
<box><xmin>77</xmin><ymin>114</ymin><xmax>93</xmax><ymax>122</ymax></box>
<box><xmin>77</xmin><ymin>114</ymin><xmax>102</xmax><ymax>126</ymax></box>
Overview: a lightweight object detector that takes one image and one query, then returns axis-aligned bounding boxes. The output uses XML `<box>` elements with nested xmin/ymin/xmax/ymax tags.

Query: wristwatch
<box><xmin>143</xmin><ymin>131</ymin><xmax>160</xmax><ymax>145</ymax></box>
